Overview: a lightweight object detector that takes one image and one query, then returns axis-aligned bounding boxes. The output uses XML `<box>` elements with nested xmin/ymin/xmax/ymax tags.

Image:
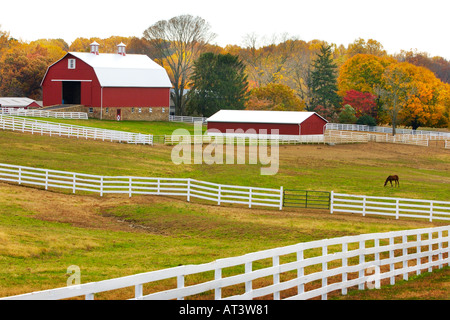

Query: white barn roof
<box><xmin>0</xmin><ymin>97</ymin><xmax>37</xmax><ymax>108</ymax></box>
<box><xmin>44</xmin><ymin>52</ymin><xmax>172</xmax><ymax>88</ymax></box>
<box><xmin>207</xmin><ymin>110</ymin><xmax>327</xmax><ymax>124</ymax></box>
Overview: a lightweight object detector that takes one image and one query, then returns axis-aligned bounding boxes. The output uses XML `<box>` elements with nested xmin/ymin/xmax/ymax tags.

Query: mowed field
<box><xmin>0</xmin><ymin>120</ymin><xmax>449</xmax><ymax>300</ymax></box>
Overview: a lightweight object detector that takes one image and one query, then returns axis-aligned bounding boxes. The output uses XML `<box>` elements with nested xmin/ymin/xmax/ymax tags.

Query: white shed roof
<box><xmin>44</xmin><ymin>52</ymin><xmax>172</xmax><ymax>88</ymax></box>
<box><xmin>207</xmin><ymin>110</ymin><xmax>327</xmax><ymax>124</ymax></box>
<box><xmin>0</xmin><ymin>97</ymin><xmax>37</xmax><ymax>107</ymax></box>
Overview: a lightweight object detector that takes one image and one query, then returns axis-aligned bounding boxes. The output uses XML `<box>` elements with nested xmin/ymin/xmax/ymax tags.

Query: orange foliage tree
<box><xmin>246</xmin><ymin>83</ymin><xmax>305</xmax><ymax>111</ymax></box>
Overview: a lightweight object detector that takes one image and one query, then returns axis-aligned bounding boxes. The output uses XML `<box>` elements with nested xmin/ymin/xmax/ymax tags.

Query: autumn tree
<box><xmin>246</xmin><ymin>83</ymin><xmax>305</xmax><ymax>111</ymax></box>
<box><xmin>186</xmin><ymin>52</ymin><xmax>249</xmax><ymax>117</ymax></box>
<box><xmin>143</xmin><ymin>15</ymin><xmax>216</xmax><ymax>116</ymax></box>
<box><xmin>347</xmin><ymin>38</ymin><xmax>387</xmax><ymax>58</ymax></box>
<box><xmin>342</xmin><ymin>90</ymin><xmax>378</xmax><ymax>118</ymax></box>
<box><xmin>308</xmin><ymin>44</ymin><xmax>341</xmax><ymax>116</ymax></box>
<box><xmin>0</xmin><ymin>42</ymin><xmax>65</xmax><ymax>99</ymax></box>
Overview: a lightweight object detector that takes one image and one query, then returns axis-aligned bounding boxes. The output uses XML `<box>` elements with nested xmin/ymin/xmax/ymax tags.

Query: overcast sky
<box><xmin>1</xmin><ymin>0</ymin><xmax>449</xmax><ymax>59</ymax></box>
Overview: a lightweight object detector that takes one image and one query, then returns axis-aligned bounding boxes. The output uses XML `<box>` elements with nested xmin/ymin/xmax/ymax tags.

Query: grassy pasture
<box><xmin>0</xmin><ymin>121</ymin><xmax>449</xmax><ymax>299</ymax></box>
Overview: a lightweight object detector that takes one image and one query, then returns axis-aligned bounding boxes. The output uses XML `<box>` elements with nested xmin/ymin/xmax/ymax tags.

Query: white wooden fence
<box><xmin>326</xmin><ymin>123</ymin><xmax>450</xmax><ymax>138</ymax></box>
<box><xmin>331</xmin><ymin>192</ymin><xmax>450</xmax><ymax>222</ymax></box>
<box><xmin>2</xmin><ymin>225</ymin><xmax>448</xmax><ymax>300</ymax></box>
<box><xmin>0</xmin><ymin>108</ymin><xmax>88</xmax><ymax>119</ymax></box>
<box><xmin>169</xmin><ymin>115</ymin><xmax>208</xmax><ymax>124</ymax></box>
<box><xmin>325</xmin><ymin>130</ymin><xmax>431</xmax><ymax>146</ymax></box>
<box><xmin>0</xmin><ymin>163</ymin><xmax>283</xmax><ymax>210</ymax></box>
<box><xmin>165</xmin><ymin>134</ymin><xmax>325</xmax><ymax>145</ymax></box>
<box><xmin>0</xmin><ymin>115</ymin><xmax>153</xmax><ymax>145</ymax></box>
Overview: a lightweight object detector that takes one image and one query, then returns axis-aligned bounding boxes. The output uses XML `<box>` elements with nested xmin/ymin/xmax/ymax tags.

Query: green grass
<box><xmin>23</xmin><ymin>117</ymin><xmax>205</xmax><ymax>136</ymax></box>
<box><xmin>0</xmin><ymin>120</ymin><xmax>449</xmax><ymax>299</ymax></box>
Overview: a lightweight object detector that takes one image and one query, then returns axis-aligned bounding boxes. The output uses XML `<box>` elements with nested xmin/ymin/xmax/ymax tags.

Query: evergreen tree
<box><xmin>187</xmin><ymin>52</ymin><xmax>249</xmax><ymax>117</ymax></box>
<box><xmin>308</xmin><ymin>44</ymin><xmax>341</xmax><ymax>116</ymax></box>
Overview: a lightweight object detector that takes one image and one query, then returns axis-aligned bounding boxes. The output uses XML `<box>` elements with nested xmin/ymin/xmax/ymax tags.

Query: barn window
<box><xmin>105</xmin><ymin>108</ymin><xmax>109</xmax><ymax>113</ymax></box>
<box><xmin>68</xmin><ymin>59</ymin><xmax>76</xmax><ymax>69</ymax></box>
<box><xmin>131</xmin><ymin>107</ymin><xmax>135</xmax><ymax>113</ymax></box>
<box><xmin>138</xmin><ymin>108</ymin><xmax>142</xmax><ymax>113</ymax></box>
<box><xmin>149</xmin><ymin>108</ymin><xmax>152</xmax><ymax>113</ymax></box>
<box><xmin>89</xmin><ymin>107</ymin><xmax>93</xmax><ymax>113</ymax></box>
<box><xmin>162</xmin><ymin>107</ymin><xmax>165</xmax><ymax>113</ymax></box>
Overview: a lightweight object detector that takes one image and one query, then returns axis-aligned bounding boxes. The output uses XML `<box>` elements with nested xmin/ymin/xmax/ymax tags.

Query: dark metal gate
<box><xmin>283</xmin><ymin>190</ymin><xmax>330</xmax><ymax>209</ymax></box>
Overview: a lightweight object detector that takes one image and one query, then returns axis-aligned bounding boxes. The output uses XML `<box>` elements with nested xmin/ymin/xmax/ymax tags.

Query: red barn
<box><xmin>207</xmin><ymin>110</ymin><xmax>328</xmax><ymax>137</ymax></box>
<box><xmin>41</xmin><ymin>42</ymin><xmax>172</xmax><ymax>121</ymax></box>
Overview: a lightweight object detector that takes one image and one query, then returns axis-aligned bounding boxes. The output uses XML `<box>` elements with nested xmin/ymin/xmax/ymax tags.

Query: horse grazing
<box><xmin>384</xmin><ymin>175</ymin><xmax>399</xmax><ymax>187</ymax></box>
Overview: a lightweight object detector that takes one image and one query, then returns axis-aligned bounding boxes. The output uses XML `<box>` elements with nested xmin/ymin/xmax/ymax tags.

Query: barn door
<box><xmin>116</xmin><ymin>109</ymin><xmax>121</xmax><ymax>121</ymax></box>
<box><xmin>62</xmin><ymin>81</ymin><xmax>81</xmax><ymax>104</ymax></box>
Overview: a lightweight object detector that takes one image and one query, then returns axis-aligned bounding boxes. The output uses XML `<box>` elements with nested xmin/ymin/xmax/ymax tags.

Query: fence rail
<box><xmin>0</xmin><ymin>163</ymin><xmax>283</xmax><ymax>210</ymax></box>
<box><xmin>2</xmin><ymin>225</ymin><xmax>448</xmax><ymax>300</ymax></box>
<box><xmin>331</xmin><ymin>192</ymin><xmax>450</xmax><ymax>222</ymax></box>
<box><xmin>0</xmin><ymin>115</ymin><xmax>153</xmax><ymax>145</ymax></box>
<box><xmin>0</xmin><ymin>108</ymin><xmax>88</xmax><ymax>119</ymax></box>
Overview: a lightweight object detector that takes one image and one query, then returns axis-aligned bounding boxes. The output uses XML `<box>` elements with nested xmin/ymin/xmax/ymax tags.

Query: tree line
<box><xmin>1</xmin><ymin>15</ymin><xmax>449</xmax><ymax>131</ymax></box>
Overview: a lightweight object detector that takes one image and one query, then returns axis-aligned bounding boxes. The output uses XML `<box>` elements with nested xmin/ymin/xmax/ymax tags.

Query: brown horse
<box><xmin>384</xmin><ymin>175</ymin><xmax>399</xmax><ymax>187</ymax></box>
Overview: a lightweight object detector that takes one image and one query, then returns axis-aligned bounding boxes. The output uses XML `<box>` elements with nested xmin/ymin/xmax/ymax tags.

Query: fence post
<box><xmin>416</xmin><ymin>233</ymin><xmax>422</xmax><ymax>276</ymax></box>
<box><xmin>18</xmin><ymin>167</ymin><xmax>22</xmax><ymax>185</ymax></box>
<box><xmin>129</xmin><ymin>177</ymin><xmax>132</xmax><ymax>198</ymax></box>
<box><xmin>187</xmin><ymin>179</ymin><xmax>191</xmax><ymax>202</ymax></box>
<box><xmin>73</xmin><ymin>174</ymin><xmax>76</xmax><ymax>194</ymax></box>
<box><xmin>358</xmin><ymin>240</ymin><xmax>365</xmax><ymax>290</ymax></box>
<box><xmin>330</xmin><ymin>191</ymin><xmax>334</xmax><ymax>214</ymax></box>
<box><xmin>322</xmin><ymin>246</ymin><xmax>328</xmax><ymax>300</ymax></box>
<box><xmin>395</xmin><ymin>199</ymin><xmax>400</xmax><ymax>219</ymax></box>
<box><xmin>157</xmin><ymin>178</ymin><xmax>160</xmax><ymax>195</ymax></box>
<box><xmin>429</xmin><ymin>201</ymin><xmax>434</xmax><ymax>222</ymax></box>
<box><xmin>279</xmin><ymin>186</ymin><xmax>283</xmax><ymax>211</ymax></box>
<box><xmin>100</xmin><ymin>176</ymin><xmax>103</xmax><ymax>197</ymax></box>
<box><xmin>402</xmin><ymin>235</ymin><xmax>408</xmax><ymax>281</ymax></box>
<box><xmin>135</xmin><ymin>284</ymin><xmax>143</xmax><ymax>299</ymax></box>
<box><xmin>249</xmin><ymin>187</ymin><xmax>252</xmax><ymax>208</ymax></box>
<box><xmin>218</xmin><ymin>185</ymin><xmax>221</xmax><ymax>206</ymax></box>
<box><xmin>245</xmin><ymin>261</ymin><xmax>252</xmax><ymax>296</ymax></box>
<box><xmin>273</xmin><ymin>255</ymin><xmax>280</xmax><ymax>300</ymax></box>
<box><xmin>362</xmin><ymin>196</ymin><xmax>366</xmax><ymax>216</ymax></box>
<box><xmin>342</xmin><ymin>242</ymin><xmax>348</xmax><ymax>295</ymax></box>
<box><xmin>389</xmin><ymin>236</ymin><xmax>395</xmax><ymax>285</ymax></box>
<box><xmin>214</xmin><ymin>268</ymin><xmax>222</xmax><ymax>300</ymax></box>
<box><xmin>297</xmin><ymin>249</ymin><xmax>304</xmax><ymax>296</ymax></box>
<box><xmin>177</xmin><ymin>275</ymin><xmax>184</xmax><ymax>300</ymax></box>
<box><xmin>45</xmin><ymin>170</ymin><xmax>48</xmax><ymax>190</ymax></box>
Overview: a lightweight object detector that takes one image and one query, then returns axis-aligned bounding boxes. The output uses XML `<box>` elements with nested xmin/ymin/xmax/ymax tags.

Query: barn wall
<box><xmin>300</xmin><ymin>113</ymin><xmax>327</xmax><ymax>135</ymax></box>
<box><xmin>102</xmin><ymin>87</ymin><xmax>170</xmax><ymax>108</ymax></box>
<box><xmin>207</xmin><ymin>122</ymin><xmax>301</xmax><ymax>135</ymax></box>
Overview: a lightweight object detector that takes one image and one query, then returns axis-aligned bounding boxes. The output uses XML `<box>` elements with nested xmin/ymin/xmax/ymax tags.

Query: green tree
<box><xmin>186</xmin><ymin>52</ymin><xmax>249</xmax><ymax>117</ymax></box>
<box><xmin>338</xmin><ymin>105</ymin><xmax>357</xmax><ymax>124</ymax></box>
<box><xmin>308</xmin><ymin>44</ymin><xmax>341</xmax><ymax>116</ymax></box>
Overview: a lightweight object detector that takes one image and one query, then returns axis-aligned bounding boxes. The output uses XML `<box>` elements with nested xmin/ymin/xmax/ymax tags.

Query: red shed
<box><xmin>41</xmin><ymin>42</ymin><xmax>172</xmax><ymax>121</ymax></box>
<box><xmin>0</xmin><ymin>97</ymin><xmax>40</xmax><ymax>109</ymax></box>
<box><xmin>207</xmin><ymin>110</ymin><xmax>328</xmax><ymax>137</ymax></box>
